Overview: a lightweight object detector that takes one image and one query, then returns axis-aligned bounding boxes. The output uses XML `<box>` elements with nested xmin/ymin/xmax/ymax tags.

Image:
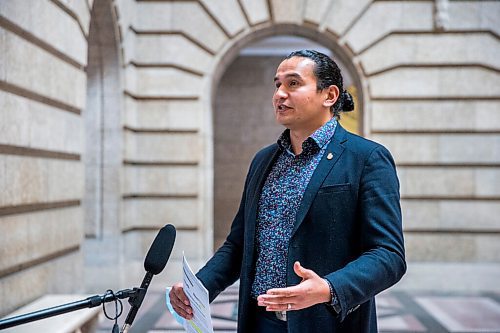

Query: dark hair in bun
<box><xmin>340</xmin><ymin>90</ymin><xmax>355</xmax><ymax>112</ymax></box>
<box><xmin>285</xmin><ymin>49</ymin><xmax>355</xmax><ymax>118</ymax></box>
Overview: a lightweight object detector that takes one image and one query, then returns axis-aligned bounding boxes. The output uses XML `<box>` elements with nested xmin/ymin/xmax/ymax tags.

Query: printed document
<box><xmin>166</xmin><ymin>255</ymin><xmax>214</xmax><ymax>333</ymax></box>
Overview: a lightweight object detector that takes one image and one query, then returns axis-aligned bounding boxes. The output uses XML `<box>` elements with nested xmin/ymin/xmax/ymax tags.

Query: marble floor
<box><xmin>97</xmin><ymin>287</ymin><xmax>500</xmax><ymax>333</ymax></box>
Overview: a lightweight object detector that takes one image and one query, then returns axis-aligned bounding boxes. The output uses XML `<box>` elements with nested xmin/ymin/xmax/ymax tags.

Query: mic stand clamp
<box><xmin>120</xmin><ymin>287</ymin><xmax>147</xmax><ymax>333</ymax></box>
<box><xmin>126</xmin><ymin>288</ymin><xmax>147</xmax><ymax>311</ymax></box>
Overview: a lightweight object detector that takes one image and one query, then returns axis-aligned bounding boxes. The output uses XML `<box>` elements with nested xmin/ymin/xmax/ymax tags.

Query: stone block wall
<box><xmin>1</xmin><ymin>0</ymin><xmax>499</xmax><ymax>316</ymax></box>
<box><xmin>0</xmin><ymin>0</ymin><xmax>91</xmax><ymax>315</ymax></box>
<box><xmin>117</xmin><ymin>0</ymin><xmax>500</xmax><ymax>290</ymax></box>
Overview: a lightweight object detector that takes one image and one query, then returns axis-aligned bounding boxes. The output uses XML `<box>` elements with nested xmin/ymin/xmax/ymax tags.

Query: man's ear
<box><xmin>323</xmin><ymin>85</ymin><xmax>340</xmax><ymax>108</ymax></box>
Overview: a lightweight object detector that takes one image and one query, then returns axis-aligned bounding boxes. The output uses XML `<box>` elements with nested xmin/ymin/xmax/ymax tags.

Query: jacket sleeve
<box><xmin>324</xmin><ymin>145</ymin><xmax>406</xmax><ymax>322</ymax></box>
<box><xmin>196</xmin><ymin>157</ymin><xmax>256</xmax><ymax>302</ymax></box>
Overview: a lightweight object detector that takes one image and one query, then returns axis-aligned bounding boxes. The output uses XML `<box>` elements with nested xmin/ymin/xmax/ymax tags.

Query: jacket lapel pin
<box><xmin>327</xmin><ymin>152</ymin><xmax>334</xmax><ymax>160</ymax></box>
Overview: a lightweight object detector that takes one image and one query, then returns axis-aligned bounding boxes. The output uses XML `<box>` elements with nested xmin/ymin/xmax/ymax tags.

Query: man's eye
<box><xmin>289</xmin><ymin>80</ymin><xmax>298</xmax><ymax>87</ymax></box>
<box><xmin>275</xmin><ymin>82</ymin><xmax>281</xmax><ymax>88</ymax></box>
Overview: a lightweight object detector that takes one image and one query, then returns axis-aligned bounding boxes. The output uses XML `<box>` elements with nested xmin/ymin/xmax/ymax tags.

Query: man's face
<box><xmin>273</xmin><ymin>56</ymin><xmax>332</xmax><ymax>133</ymax></box>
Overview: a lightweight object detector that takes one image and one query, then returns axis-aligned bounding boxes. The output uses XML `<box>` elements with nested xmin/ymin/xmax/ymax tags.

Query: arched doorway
<box><xmin>211</xmin><ymin>29</ymin><xmax>364</xmax><ymax>250</ymax></box>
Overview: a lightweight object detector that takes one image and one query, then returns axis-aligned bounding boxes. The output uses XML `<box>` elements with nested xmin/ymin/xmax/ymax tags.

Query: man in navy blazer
<box><xmin>170</xmin><ymin>50</ymin><xmax>406</xmax><ymax>332</ymax></box>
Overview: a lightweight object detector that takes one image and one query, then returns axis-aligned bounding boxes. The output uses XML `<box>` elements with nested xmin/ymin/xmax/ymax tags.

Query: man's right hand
<box><xmin>169</xmin><ymin>282</ymin><xmax>193</xmax><ymax>320</ymax></box>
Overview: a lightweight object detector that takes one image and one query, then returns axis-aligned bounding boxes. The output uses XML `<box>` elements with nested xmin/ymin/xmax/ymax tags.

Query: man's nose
<box><xmin>275</xmin><ymin>86</ymin><xmax>288</xmax><ymax>98</ymax></box>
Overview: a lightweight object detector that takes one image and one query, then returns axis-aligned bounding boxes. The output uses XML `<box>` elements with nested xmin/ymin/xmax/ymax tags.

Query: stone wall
<box><xmin>1</xmin><ymin>0</ymin><xmax>499</xmax><ymax>316</ymax></box>
<box><xmin>117</xmin><ymin>0</ymin><xmax>500</xmax><ymax>290</ymax></box>
<box><xmin>0</xmin><ymin>0</ymin><xmax>91</xmax><ymax>314</ymax></box>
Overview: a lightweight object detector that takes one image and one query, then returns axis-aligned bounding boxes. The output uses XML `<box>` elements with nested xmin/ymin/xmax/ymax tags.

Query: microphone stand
<box><xmin>0</xmin><ymin>288</ymin><xmax>144</xmax><ymax>330</ymax></box>
<box><xmin>1</xmin><ymin>224</ymin><xmax>176</xmax><ymax>332</ymax></box>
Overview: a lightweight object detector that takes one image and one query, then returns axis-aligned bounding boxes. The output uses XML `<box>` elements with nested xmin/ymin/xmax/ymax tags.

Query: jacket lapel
<box><xmin>247</xmin><ymin>145</ymin><xmax>280</xmax><ymax>219</ymax></box>
<box><xmin>244</xmin><ymin>144</ymin><xmax>280</xmax><ymax>260</ymax></box>
<box><xmin>292</xmin><ymin>125</ymin><xmax>348</xmax><ymax>237</ymax></box>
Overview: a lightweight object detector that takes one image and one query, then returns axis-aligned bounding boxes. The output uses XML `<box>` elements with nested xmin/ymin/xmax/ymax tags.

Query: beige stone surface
<box><xmin>477</xmin><ymin>235</ymin><xmax>500</xmax><ymax>262</ymax></box>
<box><xmin>398</xmin><ymin>166</ymin><xmax>500</xmax><ymax>197</ymax></box>
<box><xmin>114</xmin><ymin>0</ymin><xmax>135</xmax><ymax>36</ymax></box>
<box><xmin>372</xmin><ymin>133</ymin><xmax>500</xmax><ymax>164</ymax></box>
<box><xmin>360</xmin><ymin>33</ymin><xmax>500</xmax><ymax>75</ymax></box>
<box><xmin>0</xmin><ymin>28</ymin><xmax>86</xmax><ymax>110</ymax></box>
<box><xmin>405</xmin><ymin>233</ymin><xmax>475</xmax><ymax>261</ymax></box>
<box><xmin>0</xmin><ymin>213</ymin><xmax>28</xmax><ymax>271</ymax></box>
<box><xmin>239</xmin><ymin>0</ymin><xmax>270</xmax><ymax>25</ymax></box>
<box><xmin>134</xmin><ymin>1</ymin><xmax>227</xmax><ymax>53</ymax></box>
<box><xmin>448</xmin><ymin>1</ymin><xmax>500</xmax><ymax>35</ymax></box>
<box><xmin>124</xmin><ymin>132</ymin><xmax>200</xmax><ymax>163</ymax></box>
<box><xmin>169</xmin><ymin>229</ymin><xmax>206</xmax><ymax>260</ymax></box>
<box><xmin>371</xmin><ymin>100</ymin><xmax>500</xmax><ymax>131</ymax></box>
<box><xmin>402</xmin><ymin>199</ymin><xmax>500</xmax><ymax>230</ymax></box>
<box><xmin>0</xmin><ymin>28</ymin><xmax>5</xmax><ymax>78</ymax></box>
<box><xmin>396</xmin><ymin>262</ymin><xmax>500</xmax><ymax>291</ymax></box>
<box><xmin>130</xmin><ymin>34</ymin><xmax>214</xmax><ymax>74</ymax></box>
<box><xmin>402</xmin><ymin>199</ymin><xmax>439</xmax><ymax>229</ymax></box>
<box><xmin>343</xmin><ymin>1</ymin><xmax>433</xmax><ymax>53</ymax></box>
<box><xmin>373</xmin><ymin>133</ymin><xmax>437</xmax><ymax>163</ymax></box>
<box><xmin>0</xmin><ymin>92</ymin><xmax>82</xmax><ymax>154</ymax></box>
<box><xmin>438</xmin><ymin>135</ymin><xmax>500</xmax><ymax>164</ymax></box>
<box><xmin>439</xmin><ymin>201</ymin><xmax>500</xmax><ymax>230</ymax></box>
<box><xmin>121</xmin><ymin>29</ymin><xmax>135</xmax><ymax>69</ymax></box>
<box><xmin>303</xmin><ymin>0</ymin><xmax>331</xmax><ymax>25</ymax></box>
<box><xmin>475</xmin><ymin>169</ymin><xmax>500</xmax><ymax>197</ymax></box>
<box><xmin>0</xmin><ymin>158</ymin><xmax>4</xmax><ymax>206</ymax></box>
<box><xmin>0</xmin><ymin>156</ymin><xmax>83</xmax><ymax>207</ymax></box>
<box><xmin>321</xmin><ymin>0</ymin><xmax>372</xmax><ymax>36</ymax></box>
<box><xmin>0</xmin><ymin>250</ymin><xmax>83</xmax><ymax>316</ymax></box>
<box><xmin>123</xmin><ymin>165</ymin><xmax>198</xmax><ymax>195</ymax></box>
<box><xmin>125</xmin><ymin>66</ymin><xmax>203</xmax><ymax>97</ymax></box>
<box><xmin>368</xmin><ymin>67</ymin><xmax>500</xmax><ymax>98</ymax></box>
<box><xmin>56</xmin><ymin>0</ymin><xmax>91</xmax><ymax>36</ymax></box>
<box><xmin>405</xmin><ymin>233</ymin><xmax>500</xmax><ymax>261</ymax></box>
<box><xmin>0</xmin><ymin>207</ymin><xmax>83</xmax><ymax>272</ymax></box>
<box><xmin>199</xmin><ymin>0</ymin><xmax>247</xmax><ymax>36</ymax></box>
<box><xmin>124</xmin><ymin>97</ymin><xmax>200</xmax><ymax>130</ymax></box>
<box><xmin>270</xmin><ymin>0</ymin><xmax>304</xmax><ymax>24</ymax></box>
<box><xmin>150</xmin><ymin>260</ymin><xmax>186</xmax><ymax>288</ymax></box>
<box><xmin>0</xmin><ymin>0</ymin><xmax>88</xmax><ymax>66</ymax></box>
<box><xmin>123</xmin><ymin>198</ymin><xmax>198</xmax><ymax>229</ymax></box>
<box><xmin>123</xmin><ymin>229</ymin><xmax>204</xmax><ymax>262</ymax></box>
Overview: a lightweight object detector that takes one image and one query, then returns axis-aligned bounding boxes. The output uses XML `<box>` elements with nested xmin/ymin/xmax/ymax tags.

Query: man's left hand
<box><xmin>257</xmin><ymin>261</ymin><xmax>331</xmax><ymax>311</ymax></box>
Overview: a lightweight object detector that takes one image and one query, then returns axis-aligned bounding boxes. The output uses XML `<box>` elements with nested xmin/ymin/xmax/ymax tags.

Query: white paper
<box><xmin>180</xmin><ymin>254</ymin><xmax>214</xmax><ymax>333</ymax></box>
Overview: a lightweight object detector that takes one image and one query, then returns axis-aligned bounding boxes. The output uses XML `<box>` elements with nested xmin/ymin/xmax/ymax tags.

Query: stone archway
<box><xmin>116</xmin><ymin>0</ymin><xmax>371</xmax><ymax>276</ymax></box>
<box><xmin>206</xmin><ymin>25</ymin><xmax>365</xmax><ymax>251</ymax></box>
<box><xmin>119</xmin><ymin>1</ymin><xmax>500</xmax><ymax>291</ymax></box>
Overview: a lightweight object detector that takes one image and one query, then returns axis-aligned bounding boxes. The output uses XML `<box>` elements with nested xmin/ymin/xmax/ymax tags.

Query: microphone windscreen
<box><xmin>144</xmin><ymin>224</ymin><xmax>176</xmax><ymax>275</ymax></box>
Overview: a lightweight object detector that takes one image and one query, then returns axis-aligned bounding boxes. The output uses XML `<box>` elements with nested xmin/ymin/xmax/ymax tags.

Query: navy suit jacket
<box><xmin>197</xmin><ymin>124</ymin><xmax>406</xmax><ymax>333</ymax></box>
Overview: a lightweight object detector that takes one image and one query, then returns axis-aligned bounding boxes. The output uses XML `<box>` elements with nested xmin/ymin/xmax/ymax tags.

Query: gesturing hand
<box><xmin>257</xmin><ymin>261</ymin><xmax>331</xmax><ymax>312</ymax></box>
<box><xmin>169</xmin><ymin>282</ymin><xmax>193</xmax><ymax>320</ymax></box>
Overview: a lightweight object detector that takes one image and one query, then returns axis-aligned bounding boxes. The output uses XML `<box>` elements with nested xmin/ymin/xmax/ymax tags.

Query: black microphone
<box><xmin>122</xmin><ymin>224</ymin><xmax>176</xmax><ymax>333</ymax></box>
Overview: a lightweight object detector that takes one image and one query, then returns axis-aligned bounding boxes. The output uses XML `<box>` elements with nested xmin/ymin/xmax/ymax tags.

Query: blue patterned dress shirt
<box><xmin>251</xmin><ymin>117</ymin><xmax>338</xmax><ymax>298</ymax></box>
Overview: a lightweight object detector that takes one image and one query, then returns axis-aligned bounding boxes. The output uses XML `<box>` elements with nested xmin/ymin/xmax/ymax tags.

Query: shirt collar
<box><xmin>277</xmin><ymin>117</ymin><xmax>338</xmax><ymax>155</ymax></box>
<box><xmin>310</xmin><ymin>117</ymin><xmax>338</xmax><ymax>149</ymax></box>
